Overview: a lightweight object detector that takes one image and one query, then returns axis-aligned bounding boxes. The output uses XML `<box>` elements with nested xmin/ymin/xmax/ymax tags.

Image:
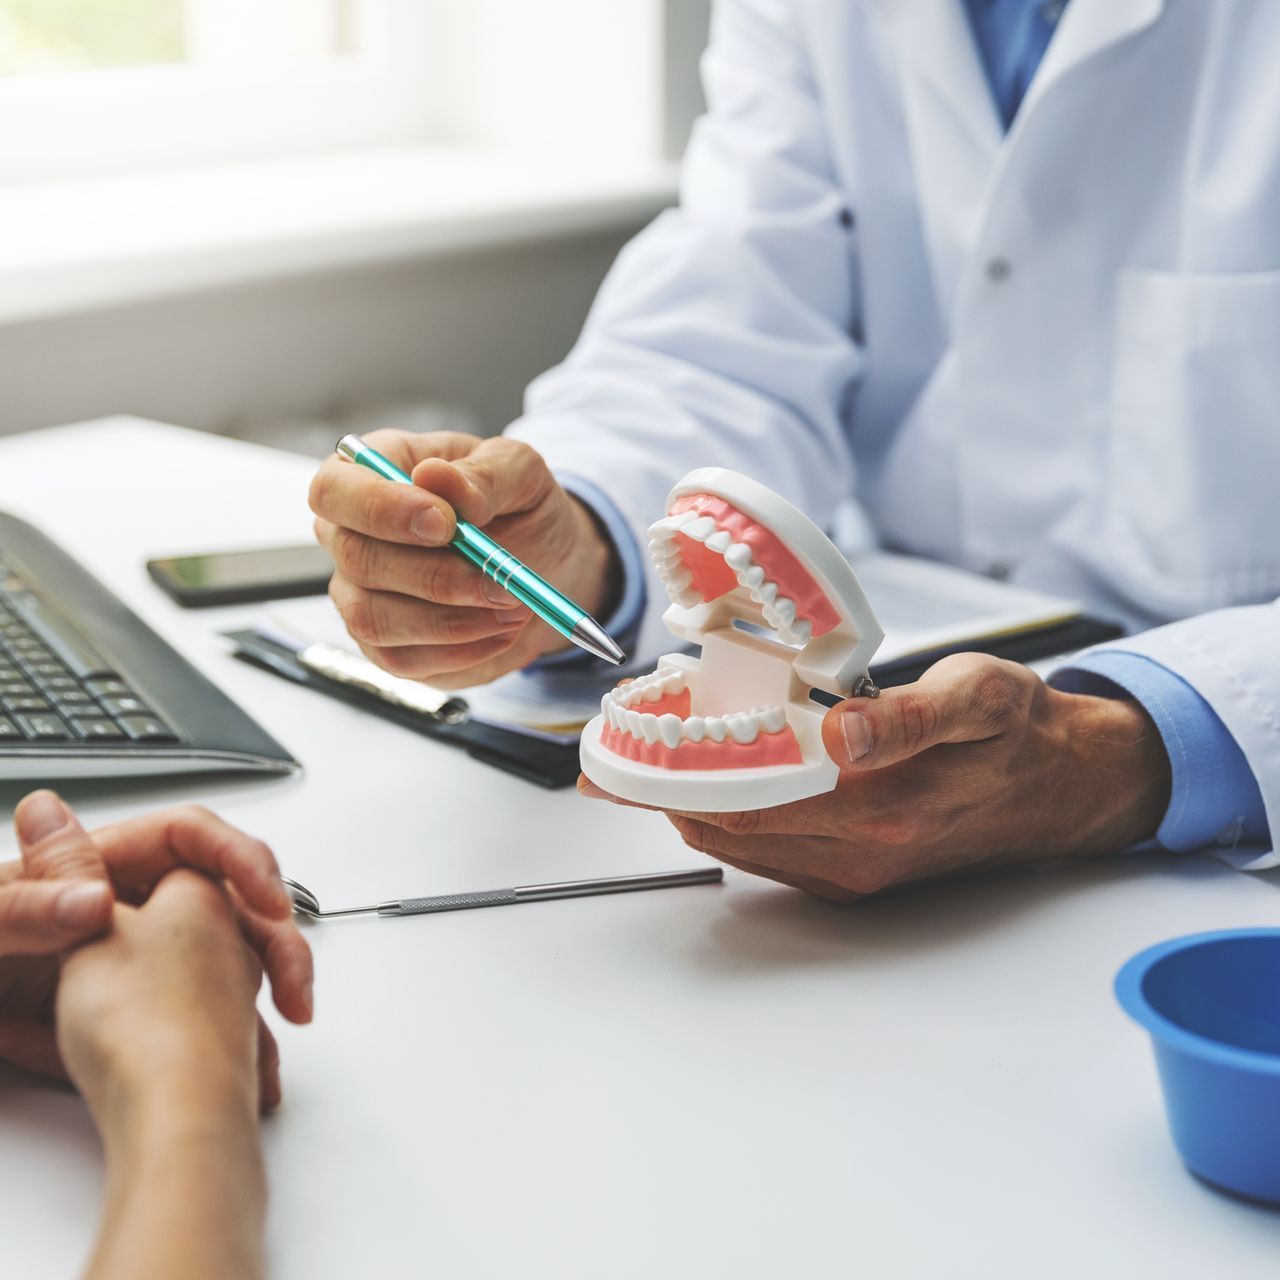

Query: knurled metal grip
<box><xmin>392</xmin><ymin>888</ymin><xmax>520</xmax><ymax>915</ymax></box>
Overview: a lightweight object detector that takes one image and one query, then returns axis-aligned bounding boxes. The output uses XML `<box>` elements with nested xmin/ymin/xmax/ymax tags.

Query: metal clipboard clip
<box><xmin>297</xmin><ymin>642</ymin><xmax>469</xmax><ymax>725</ymax></box>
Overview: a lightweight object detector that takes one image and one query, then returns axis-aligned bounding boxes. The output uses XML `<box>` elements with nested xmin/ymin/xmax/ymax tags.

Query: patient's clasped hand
<box><xmin>0</xmin><ymin>792</ymin><xmax>313</xmax><ymax>1280</ymax></box>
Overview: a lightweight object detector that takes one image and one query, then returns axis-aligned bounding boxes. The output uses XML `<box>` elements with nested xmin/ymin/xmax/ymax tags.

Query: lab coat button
<box><xmin>985</xmin><ymin>258</ymin><xmax>1012</xmax><ymax>283</ymax></box>
<box><xmin>987</xmin><ymin>560</ymin><xmax>1013</xmax><ymax>581</ymax></box>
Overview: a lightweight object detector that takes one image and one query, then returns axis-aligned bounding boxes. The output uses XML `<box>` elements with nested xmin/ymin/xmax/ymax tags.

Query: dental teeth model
<box><xmin>580</xmin><ymin>467</ymin><xmax>884</xmax><ymax>811</ymax></box>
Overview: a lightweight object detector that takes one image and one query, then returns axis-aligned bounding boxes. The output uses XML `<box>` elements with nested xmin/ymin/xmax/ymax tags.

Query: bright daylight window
<box><xmin>0</xmin><ymin>0</ymin><xmax>438</xmax><ymax>182</ymax></box>
<box><xmin>0</xmin><ymin>0</ymin><xmax>356</xmax><ymax>74</ymax></box>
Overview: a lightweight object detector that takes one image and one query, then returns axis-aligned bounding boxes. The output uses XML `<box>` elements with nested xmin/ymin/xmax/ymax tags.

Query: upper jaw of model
<box><xmin>580</xmin><ymin>468</ymin><xmax>884</xmax><ymax>811</ymax></box>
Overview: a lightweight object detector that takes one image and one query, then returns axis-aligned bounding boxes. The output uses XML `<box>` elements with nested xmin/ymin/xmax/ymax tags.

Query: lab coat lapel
<box><xmin>866</xmin><ymin>0</ymin><xmax>1003</xmax><ymax>321</ymax></box>
<box><xmin>1017</xmin><ymin>0</ymin><xmax>1166</xmax><ymax>119</ymax></box>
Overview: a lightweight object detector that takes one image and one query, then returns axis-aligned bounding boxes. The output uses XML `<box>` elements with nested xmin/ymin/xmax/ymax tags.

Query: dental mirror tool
<box><xmin>283</xmin><ymin>867</ymin><xmax>723</xmax><ymax>920</ymax></box>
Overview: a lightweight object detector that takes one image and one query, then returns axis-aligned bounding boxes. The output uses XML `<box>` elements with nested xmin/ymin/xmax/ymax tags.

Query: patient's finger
<box><xmin>232</xmin><ymin>892</ymin><xmax>314</xmax><ymax>1026</ymax></box>
<box><xmin>16</xmin><ymin>792</ymin><xmax>110</xmax><ymax>884</ymax></box>
<box><xmin>0</xmin><ymin>880</ymin><xmax>113</xmax><ymax>955</ymax></box>
<box><xmin>89</xmin><ymin>807</ymin><xmax>292</xmax><ymax>920</ymax></box>
<box><xmin>257</xmin><ymin>1016</ymin><xmax>282</xmax><ymax>1114</ymax></box>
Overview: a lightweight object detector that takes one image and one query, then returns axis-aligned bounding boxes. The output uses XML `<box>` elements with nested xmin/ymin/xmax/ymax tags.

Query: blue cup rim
<box><xmin>1115</xmin><ymin>928</ymin><xmax>1280</xmax><ymax>1076</ymax></box>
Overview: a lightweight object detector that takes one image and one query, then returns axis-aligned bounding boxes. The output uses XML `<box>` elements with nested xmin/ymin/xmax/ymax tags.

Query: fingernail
<box><xmin>840</xmin><ymin>711</ymin><xmax>873</xmax><ymax>764</ymax></box>
<box><xmin>55</xmin><ymin>881</ymin><xmax>111</xmax><ymax>929</ymax></box>
<box><xmin>491</xmin><ymin>608</ymin><xmax>526</xmax><ymax>629</ymax></box>
<box><xmin>481</xmin><ymin>577</ymin><xmax>513</xmax><ymax>605</ymax></box>
<box><xmin>301</xmin><ymin>977</ymin><xmax>314</xmax><ymax>1019</ymax></box>
<box><xmin>16</xmin><ymin>791</ymin><xmax>70</xmax><ymax>844</ymax></box>
<box><xmin>578</xmin><ymin>780</ymin><xmax>609</xmax><ymax>801</ymax></box>
<box><xmin>410</xmin><ymin>507</ymin><xmax>449</xmax><ymax>544</ymax></box>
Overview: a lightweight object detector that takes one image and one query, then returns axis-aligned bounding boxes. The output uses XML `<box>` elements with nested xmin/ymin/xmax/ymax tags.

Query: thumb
<box><xmin>16</xmin><ymin>791</ymin><xmax>110</xmax><ymax>884</ymax></box>
<box><xmin>0</xmin><ymin>879</ymin><xmax>114</xmax><ymax>954</ymax></box>
<box><xmin>822</xmin><ymin>657</ymin><xmax>1028</xmax><ymax>771</ymax></box>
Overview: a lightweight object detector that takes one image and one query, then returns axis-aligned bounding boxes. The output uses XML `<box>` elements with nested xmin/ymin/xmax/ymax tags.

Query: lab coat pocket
<box><xmin>1107</xmin><ymin>268</ymin><xmax>1280</xmax><ymax>613</ymax></box>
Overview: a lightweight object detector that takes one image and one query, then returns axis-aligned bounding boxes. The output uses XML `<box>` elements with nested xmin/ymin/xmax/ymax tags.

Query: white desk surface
<box><xmin>1</xmin><ymin>419</ymin><xmax>1277</xmax><ymax>1279</ymax></box>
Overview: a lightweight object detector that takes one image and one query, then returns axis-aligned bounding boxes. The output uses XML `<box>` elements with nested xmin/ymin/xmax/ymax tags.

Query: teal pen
<box><xmin>335</xmin><ymin>435</ymin><xmax>625</xmax><ymax>666</ymax></box>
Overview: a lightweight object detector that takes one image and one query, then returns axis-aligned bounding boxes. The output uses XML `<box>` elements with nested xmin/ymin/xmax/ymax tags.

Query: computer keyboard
<box><xmin>0</xmin><ymin>511</ymin><xmax>297</xmax><ymax>780</ymax></box>
<box><xmin>0</xmin><ymin>563</ymin><xmax>179</xmax><ymax>746</ymax></box>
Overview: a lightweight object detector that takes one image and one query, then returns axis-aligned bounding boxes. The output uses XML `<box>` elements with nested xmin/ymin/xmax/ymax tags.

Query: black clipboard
<box><xmin>224</xmin><ymin>630</ymin><xmax>582</xmax><ymax>789</ymax></box>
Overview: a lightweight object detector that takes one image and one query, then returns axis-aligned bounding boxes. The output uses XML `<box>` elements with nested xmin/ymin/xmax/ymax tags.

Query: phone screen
<box><xmin>147</xmin><ymin>544</ymin><xmax>334</xmax><ymax>605</ymax></box>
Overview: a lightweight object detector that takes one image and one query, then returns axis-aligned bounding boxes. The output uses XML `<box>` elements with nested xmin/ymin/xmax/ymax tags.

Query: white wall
<box><xmin>0</xmin><ymin>225</ymin><xmax>639</xmax><ymax>449</ymax></box>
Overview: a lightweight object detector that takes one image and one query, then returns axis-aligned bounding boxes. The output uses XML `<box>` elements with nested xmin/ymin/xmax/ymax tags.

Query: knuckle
<box><xmin>370</xmin><ymin>644</ymin><xmax>422</xmax><ymax>679</ymax></box>
<box><xmin>332</xmin><ymin>528</ymin><xmax>376</xmax><ymax>583</ymax></box>
<box><xmin>719</xmin><ymin>808</ymin><xmax>766</xmax><ymax>838</ymax></box>
<box><xmin>358</xmin><ymin>485</ymin><xmax>400</xmax><ymax>538</ymax></box>
<box><xmin>416</xmin><ymin>554</ymin><xmax>457</xmax><ymax>603</ymax></box>
<box><xmin>972</xmin><ymin>663</ymin><xmax>1031</xmax><ymax>731</ymax></box>
<box><xmin>670</xmin><ymin>817</ymin><xmax>721</xmax><ymax>857</ymax></box>
<box><xmin>895</xmin><ymin>692</ymin><xmax>938</xmax><ymax>754</ymax></box>
<box><xmin>340</xmin><ymin>589</ymin><xmax>381</xmax><ymax>645</ymax></box>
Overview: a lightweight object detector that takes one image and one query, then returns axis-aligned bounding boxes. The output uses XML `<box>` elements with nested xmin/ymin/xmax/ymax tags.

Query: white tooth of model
<box><xmin>641</xmin><ymin>682</ymin><xmax>663</xmax><ymax>703</ymax></box>
<box><xmin>774</xmin><ymin>598</ymin><xmax>797</xmax><ymax>625</ymax></box>
<box><xmin>759</xmin><ymin>706</ymin><xmax>787</xmax><ymax>734</ymax></box>
<box><xmin>725</xmin><ymin>543</ymin><xmax>752</xmax><ymax>570</ymax></box>
<box><xmin>662</xmin><ymin>672</ymin><xmax>684</xmax><ymax>694</ymax></box>
<box><xmin>758</xmin><ymin>581</ymin><xmax>778</xmax><ymax>604</ymax></box>
<box><xmin>705</xmin><ymin>717</ymin><xmax>727</xmax><ymax>743</ymax></box>
<box><xmin>706</xmin><ymin>529</ymin><xmax>732</xmax><ymax>553</ymax></box>
<box><xmin>625</xmin><ymin>709</ymin><xmax>642</xmax><ymax>738</ymax></box>
<box><xmin>683</xmin><ymin>716</ymin><xmax>706</xmax><ymax>743</ymax></box>
<box><xmin>728</xmin><ymin>714</ymin><xmax>759</xmax><ymax>744</ymax></box>
<box><xmin>639</xmin><ymin>715</ymin><xmax>661</xmax><ymax>746</ymax></box>
<box><xmin>684</xmin><ymin>516</ymin><xmax>717</xmax><ymax>542</ymax></box>
<box><xmin>743</xmin><ymin>565</ymin><xmax>765</xmax><ymax>589</ymax></box>
<box><xmin>658</xmin><ymin>714</ymin><xmax>683</xmax><ymax>749</ymax></box>
<box><xmin>666</xmin><ymin>568</ymin><xmax>693</xmax><ymax>591</ymax></box>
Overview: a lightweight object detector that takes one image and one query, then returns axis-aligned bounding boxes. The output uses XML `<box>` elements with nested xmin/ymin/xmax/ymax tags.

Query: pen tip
<box><xmin>571</xmin><ymin>618</ymin><xmax>626</xmax><ymax>666</ymax></box>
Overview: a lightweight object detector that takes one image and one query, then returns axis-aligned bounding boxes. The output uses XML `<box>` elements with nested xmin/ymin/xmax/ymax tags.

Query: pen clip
<box><xmin>298</xmin><ymin>642</ymin><xmax>470</xmax><ymax>725</ymax></box>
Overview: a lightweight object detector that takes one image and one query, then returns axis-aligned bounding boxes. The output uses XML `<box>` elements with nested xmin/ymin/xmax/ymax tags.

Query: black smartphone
<box><xmin>146</xmin><ymin>544</ymin><xmax>334</xmax><ymax>608</ymax></box>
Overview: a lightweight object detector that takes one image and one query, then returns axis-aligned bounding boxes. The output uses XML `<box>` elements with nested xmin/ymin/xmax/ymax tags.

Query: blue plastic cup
<box><xmin>1116</xmin><ymin>929</ymin><xmax>1280</xmax><ymax>1203</ymax></box>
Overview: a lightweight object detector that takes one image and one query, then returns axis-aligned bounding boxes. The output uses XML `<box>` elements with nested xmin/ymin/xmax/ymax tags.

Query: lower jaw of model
<box><xmin>597</xmin><ymin>667</ymin><xmax>803</xmax><ymax>770</ymax></box>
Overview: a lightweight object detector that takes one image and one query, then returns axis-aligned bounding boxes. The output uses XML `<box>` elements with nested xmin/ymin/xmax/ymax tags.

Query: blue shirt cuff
<box><xmin>526</xmin><ymin>474</ymin><xmax>646</xmax><ymax>672</ymax></box>
<box><xmin>1052</xmin><ymin>652</ymin><xmax>1270</xmax><ymax>852</ymax></box>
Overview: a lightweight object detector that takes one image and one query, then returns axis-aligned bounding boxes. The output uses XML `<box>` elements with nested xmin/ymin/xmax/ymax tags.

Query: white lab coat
<box><xmin>507</xmin><ymin>0</ymin><xmax>1280</xmax><ymax>869</ymax></box>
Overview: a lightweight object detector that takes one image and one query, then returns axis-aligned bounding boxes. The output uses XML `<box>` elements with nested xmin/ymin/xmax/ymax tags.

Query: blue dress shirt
<box><xmin>532</xmin><ymin>0</ymin><xmax>1271</xmax><ymax>853</ymax></box>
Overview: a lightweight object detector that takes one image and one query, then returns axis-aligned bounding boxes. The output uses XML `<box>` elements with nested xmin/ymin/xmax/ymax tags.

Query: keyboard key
<box><xmin>117</xmin><ymin>716</ymin><xmax>177</xmax><ymax>743</ymax></box>
<box><xmin>53</xmin><ymin>690</ymin><xmax>96</xmax><ymax>711</ymax></box>
<box><xmin>14</xmin><ymin>712</ymin><xmax>71</xmax><ymax>741</ymax></box>
<box><xmin>0</xmin><ymin>680</ymin><xmax>34</xmax><ymax>697</ymax></box>
<box><xmin>85</xmin><ymin>677</ymin><xmax>131</xmax><ymax>698</ymax></box>
<box><xmin>3</xmin><ymin>695</ymin><xmax>51</xmax><ymax>714</ymax></box>
<box><xmin>71</xmin><ymin>718</ymin><xmax>126</xmax><ymax>741</ymax></box>
<box><xmin>6</xmin><ymin>594</ymin><xmax>116</xmax><ymax>680</ymax></box>
<box><xmin>28</xmin><ymin>661</ymin><xmax>68</xmax><ymax>680</ymax></box>
<box><xmin>98</xmin><ymin>694</ymin><xmax>151</xmax><ymax>717</ymax></box>
<box><xmin>0</xmin><ymin>716</ymin><xmax>20</xmax><ymax>740</ymax></box>
<box><xmin>43</xmin><ymin>675</ymin><xmax>80</xmax><ymax>692</ymax></box>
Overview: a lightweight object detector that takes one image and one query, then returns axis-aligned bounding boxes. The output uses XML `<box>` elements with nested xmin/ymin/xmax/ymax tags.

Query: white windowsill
<box><xmin>0</xmin><ymin>146</ymin><xmax>679</xmax><ymax>325</ymax></box>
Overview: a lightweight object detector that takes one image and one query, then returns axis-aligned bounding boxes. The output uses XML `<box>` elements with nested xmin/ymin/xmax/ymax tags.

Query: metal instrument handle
<box><xmin>384</xmin><ymin>888</ymin><xmax>520</xmax><ymax>915</ymax></box>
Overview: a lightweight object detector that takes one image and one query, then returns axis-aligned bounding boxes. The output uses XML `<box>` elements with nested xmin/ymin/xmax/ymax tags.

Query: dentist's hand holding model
<box><xmin>311</xmin><ymin>0</ymin><xmax>1278</xmax><ymax>892</ymax></box>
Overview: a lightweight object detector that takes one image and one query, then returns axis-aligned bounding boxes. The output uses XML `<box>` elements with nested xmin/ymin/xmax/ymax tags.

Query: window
<box><xmin>0</xmin><ymin>1</ymin><xmax>703</xmax><ymax>185</ymax></box>
<box><xmin>0</xmin><ymin>0</ymin><xmax>436</xmax><ymax>182</ymax></box>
